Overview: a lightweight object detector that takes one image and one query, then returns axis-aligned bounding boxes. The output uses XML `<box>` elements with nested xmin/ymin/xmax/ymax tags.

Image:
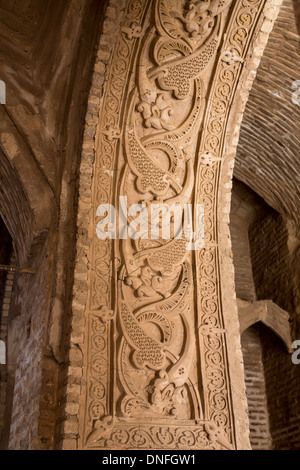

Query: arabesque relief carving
<box><xmin>82</xmin><ymin>0</ymin><xmax>270</xmax><ymax>449</ymax></box>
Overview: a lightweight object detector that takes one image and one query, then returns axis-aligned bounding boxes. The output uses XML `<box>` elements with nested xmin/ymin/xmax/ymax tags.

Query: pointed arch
<box><xmin>238</xmin><ymin>299</ymin><xmax>293</xmax><ymax>353</ymax></box>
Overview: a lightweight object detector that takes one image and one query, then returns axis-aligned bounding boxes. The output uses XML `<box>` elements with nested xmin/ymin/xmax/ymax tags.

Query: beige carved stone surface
<box><xmin>72</xmin><ymin>0</ymin><xmax>282</xmax><ymax>450</ymax></box>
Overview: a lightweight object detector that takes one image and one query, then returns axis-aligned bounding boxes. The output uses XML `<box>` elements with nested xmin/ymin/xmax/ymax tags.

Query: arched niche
<box><xmin>241</xmin><ymin>321</ymin><xmax>300</xmax><ymax>450</ymax></box>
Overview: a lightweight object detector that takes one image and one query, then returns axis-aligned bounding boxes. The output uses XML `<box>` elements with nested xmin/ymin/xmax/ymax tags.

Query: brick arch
<box><xmin>0</xmin><ymin>109</ymin><xmax>55</xmax><ymax>265</ymax></box>
<box><xmin>238</xmin><ymin>298</ymin><xmax>293</xmax><ymax>353</ymax></box>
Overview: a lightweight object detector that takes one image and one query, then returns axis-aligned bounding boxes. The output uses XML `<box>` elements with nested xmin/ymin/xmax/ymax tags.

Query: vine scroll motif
<box><xmin>83</xmin><ymin>0</ymin><xmax>268</xmax><ymax>449</ymax></box>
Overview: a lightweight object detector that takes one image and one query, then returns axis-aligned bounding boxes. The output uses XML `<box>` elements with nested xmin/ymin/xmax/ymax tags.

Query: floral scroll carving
<box><xmin>82</xmin><ymin>0</ymin><xmax>271</xmax><ymax>450</ymax></box>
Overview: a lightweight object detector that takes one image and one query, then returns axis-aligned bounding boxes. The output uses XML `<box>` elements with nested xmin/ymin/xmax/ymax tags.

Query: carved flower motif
<box><xmin>125</xmin><ymin>265</ymin><xmax>176</xmax><ymax>299</ymax></box>
<box><xmin>137</xmin><ymin>94</ymin><xmax>176</xmax><ymax>131</ymax></box>
<box><xmin>122</xmin><ymin>22</ymin><xmax>142</xmax><ymax>40</ymax></box>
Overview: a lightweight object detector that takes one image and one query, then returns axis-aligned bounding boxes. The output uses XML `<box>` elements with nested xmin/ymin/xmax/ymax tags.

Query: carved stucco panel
<box><xmin>70</xmin><ymin>0</ymin><xmax>282</xmax><ymax>450</ymax></box>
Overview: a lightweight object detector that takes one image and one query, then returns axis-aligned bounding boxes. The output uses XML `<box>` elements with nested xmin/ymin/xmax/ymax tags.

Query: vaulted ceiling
<box><xmin>235</xmin><ymin>0</ymin><xmax>300</xmax><ymax>236</ymax></box>
<box><xmin>0</xmin><ymin>0</ymin><xmax>108</xmax><ymax>260</ymax></box>
<box><xmin>0</xmin><ymin>0</ymin><xmax>107</xmax><ymax>198</ymax></box>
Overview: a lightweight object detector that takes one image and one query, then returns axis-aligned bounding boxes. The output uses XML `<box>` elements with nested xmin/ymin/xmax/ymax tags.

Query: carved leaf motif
<box><xmin>120</xmin><ymin>303</ymin><xmax>167</xmax><ymax>370</ymax></box>
<box><xmin>126</xmin><ymin>128</ymin><xmax>170</xmax><ymax>195</ymax></box>
<box><xmin>135</xmin><ymin>238</ymin><xmax>187</xmax><ymax>274</ymax></box>
<box><xmin>157</xmin><ymin>35</ymin><xmax>219</xmax><ymax>99</ymax></box>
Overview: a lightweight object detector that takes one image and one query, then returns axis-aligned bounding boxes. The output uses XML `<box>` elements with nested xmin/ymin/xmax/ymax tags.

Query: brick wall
<box><xmin>37</xmin><ymin>356</ymin><xmax>59</xmax><ymax>450</ymax></box>
<box><xmin>249</xmin><ymin>211</ymin><xmax>295</xmax><ymax>317</ymax></box>
<box><xmin>7</xmin><ymin>235</ymin><xmax>56</xmax><ymax>450</ymax></box>
<box><xmin>242</xmin><ymin>323</ymin><xmax>300</xmax><ymax>450</ymax></box>
<box><xmin>0</xmin><ymin>219</ymin><xmax>13</xmax><ymax>448</ymax></box>
<box><xmin>0</xmin><ymin>268</ymin><xmax>14</xmax><ymax>446</ymax></box>
<box><xmin>0</xmin><ymin>364</ymin><xmax>6</xmax><ymax>444</ymax></box>
<box><xmin>260</xmin><ymin>324</ymin><xmax>300</xmax><ymax>450</ymax></box>
<box><xmin>248</xmin><ymin>211</ymin><xmax>300</xmax><ymax>449</ymax></box>
<box><xmin>230</xmin><ymin>219</ymin><xmax>256</xmax><ymax>301</ymax></box>
<box><xmin>241</xmin><ymin>325</ymin><xmax>272</xmax><ymax>450</ymax></box>
<box><xmin>0</xmin><ymin>218</ymin><xmax>12</xmax><ymax>332</ymax></box>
